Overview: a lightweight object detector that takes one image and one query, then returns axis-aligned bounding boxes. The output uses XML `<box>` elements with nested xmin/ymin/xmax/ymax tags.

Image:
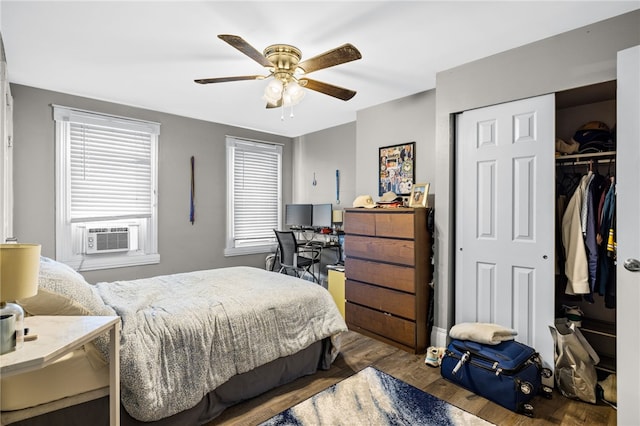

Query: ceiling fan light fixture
<box><xmin>283</xmin><ymin>81</ymin><xmax>305</xmax><ymax>106</ymax></box>
<box><xmin>266</xmin><ymin>78</ymin><xmax>283</xmax><ymax>95</ymax></box>
<box><xmin>263</xmin><ymin>78</ymin><xmax>283</xmax><ymax>105</ymax></box>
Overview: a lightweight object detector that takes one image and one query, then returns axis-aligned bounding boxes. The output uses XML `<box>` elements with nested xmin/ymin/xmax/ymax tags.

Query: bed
<box><xmin>1</xmin><ymin>257</ymin><xmax>347</xmax><ymax>425</ymax></box>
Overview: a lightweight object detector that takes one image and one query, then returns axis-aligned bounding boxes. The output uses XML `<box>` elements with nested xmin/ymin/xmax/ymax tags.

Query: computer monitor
<box><xmin>285</xmin><ymin>204</ymin><xmax>313</xmax><ymax>228</ymax></box>
<box><xmin>312</xmin><ymin>203</ymin><xmax>333</xmax><ymax>229</ymax></box>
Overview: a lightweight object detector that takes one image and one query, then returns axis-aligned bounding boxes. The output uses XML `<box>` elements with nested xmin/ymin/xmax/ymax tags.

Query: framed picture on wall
<box><xmin>378</xmin><ymin>142</ymin><xmax>415</xmax><ymax>196</ymax></box>
<box><xmin>409</xmin><ymin>183</ymin><xmax>429</xmax><ymax>208</ymax></box>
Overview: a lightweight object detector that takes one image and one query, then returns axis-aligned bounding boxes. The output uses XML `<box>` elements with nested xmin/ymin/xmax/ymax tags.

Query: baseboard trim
<box><xmin>431</xmin><ymin>326</ymin><xmax>448</xmax><ymax>348</ymax></box>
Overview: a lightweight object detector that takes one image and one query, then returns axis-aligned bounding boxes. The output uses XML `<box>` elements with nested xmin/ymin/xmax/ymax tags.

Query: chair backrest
<box><xmin>274</xmin><ymin>230</ymin><xmax>298</xmax><ymax>267</ymax></box>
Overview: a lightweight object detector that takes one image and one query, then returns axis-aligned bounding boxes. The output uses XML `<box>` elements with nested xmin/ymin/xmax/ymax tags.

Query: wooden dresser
<box><xmin>343</xmin><ymin>207</ymin><xmax>432</xmax><ymax>353</ymax></box>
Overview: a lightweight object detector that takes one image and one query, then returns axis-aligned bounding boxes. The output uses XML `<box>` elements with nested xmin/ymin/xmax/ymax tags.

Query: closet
<box><xmin>455</xmin><ymin>45</ymin><xmax>638</xmax><ymax>420</ymax></box>
<box><xmin>455</xmin><ymin>82</ymin><xmax>619</xmax><ymax>380</ymax></box>
<box><xmin>554</xmin><ymin>81</ymin><xmax>617</xmax><ymax>375</ymax></box>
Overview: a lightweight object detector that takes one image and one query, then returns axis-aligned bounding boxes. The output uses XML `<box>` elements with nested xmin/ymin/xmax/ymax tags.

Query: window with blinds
<box><xmin>53</xmin><ymin>105</ymin><xmax>160</xmax><ymax>270</ymax></box>
<box><xmin>226</xmin><ymin>137</ymin><xmax>282</xmax><ymax>255</ymax></box>
<box><xmin>69</xmin><ymin>122</ymin><xmax>153</xmax><ymax>222</ymax></box>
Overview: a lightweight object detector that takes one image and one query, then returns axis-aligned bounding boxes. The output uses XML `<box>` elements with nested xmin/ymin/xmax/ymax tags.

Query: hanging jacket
<box><xmin>605</xmin><ymin>206</ymin><xmax>616</xmax><ymax>309</ymax></box>
<box><xmin>585</xmin><ymin>173</ymin><xmax>606</xmax><ymax>295</ymax></box>
<box><xmin>597</xmin><ymin>180</ymin><xmax>615</xmax><ymax>296</ymax></box>
<box><xmin>601</xmin><ymin>182</ymin><xmax>616</xmax><ymax>309</ymax></box>
<box><xmin>562</xmin><ymin>172</ymin><xmax>592</xmax><ymax>295</ymax></box>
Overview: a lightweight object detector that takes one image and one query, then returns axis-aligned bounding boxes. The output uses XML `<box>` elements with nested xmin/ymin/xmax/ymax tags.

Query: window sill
<box><xmin>224</xmin><ymin>244</ymin><xmax>276</xmax><ymax>257</ymax></box>
<box><xmin>62</xmin><ymin>253</ymin><xmax>160</xmax><ymax>272</ymax></box>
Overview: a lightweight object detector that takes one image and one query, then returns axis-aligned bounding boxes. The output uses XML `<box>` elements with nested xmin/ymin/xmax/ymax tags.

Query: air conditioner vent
<box><xmin>86</xmin><ymin>226</ymin><xmax>130</xmax><ymax>254</ymax></box>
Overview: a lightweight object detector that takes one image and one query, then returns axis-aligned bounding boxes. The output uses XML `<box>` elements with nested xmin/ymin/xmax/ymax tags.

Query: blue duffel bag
<box><xmin>441</xmin><ymin>339</ymin><xmax>552</xmax><ymax>417</ymax></box>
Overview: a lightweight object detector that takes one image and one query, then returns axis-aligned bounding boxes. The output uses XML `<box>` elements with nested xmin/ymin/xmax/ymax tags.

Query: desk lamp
<box><xmin>0</xmin><ymin>244</ymin><xmax>40</xmax><ymax>354</ymax></box>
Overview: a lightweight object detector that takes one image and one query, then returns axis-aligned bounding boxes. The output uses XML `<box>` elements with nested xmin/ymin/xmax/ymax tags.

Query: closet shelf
<box><xmin>555</xmin><ymin>151</ymin><xmax>616</xmax><ymax>166</ymax></box>
<box><xmin>596</xmin><ymin>355</ymin><xmax>616</xmax><ymax>374</ymax></box>
<box><xmin>580</xmin><ymin>318</ymin><xmax>616</xmax><ymax>338</ymax></box>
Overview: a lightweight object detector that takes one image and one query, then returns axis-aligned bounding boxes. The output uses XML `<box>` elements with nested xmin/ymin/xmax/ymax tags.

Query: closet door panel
<box><xmin>512</xmin><ymin>266</ymin><xmax>535</xmax><ymax>345</ymax></box>
<box><xmin>476</xmin><ymin>160</ymin><xmax>496</xmax><ymax>239</ymax></box>
<box><xmin>476</xmin><ymin>262</ymin><xmax>496</xmax><ymax>323</ymax></box>
<box><xmin>455</xmin><ymin>94</ymin><xmax>555</xmax><ymax>377</ymax></box>
<box><xmin>512</xmin><ymin>156</ymin><xmax>535</xmax><ymax>242</ymax></box>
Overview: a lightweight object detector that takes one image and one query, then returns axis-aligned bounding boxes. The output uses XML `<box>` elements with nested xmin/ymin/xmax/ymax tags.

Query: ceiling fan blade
<box><xmin>301</xmin><ymin>78</ymin><xmax>356</xmax><ymax>101</ymax></box>
<box><xmin>218</xmin><ymin>34</ymin><xmax>273</xmax><ymax>68</ymax></box>
<box><xmin>194</xmin><ymin>75</ymin><xmax>265</xmax><ymax>84</ymax></box>
<box><xmin>297</xmin><ymin>43</ymin><xmax>362</xmax><ymax>74</ymax></box>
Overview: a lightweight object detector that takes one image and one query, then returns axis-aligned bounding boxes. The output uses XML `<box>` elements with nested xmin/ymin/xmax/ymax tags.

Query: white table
<box><xmin>0</xmin><ymin>316</ymin><xmax>121</xmax><ymax>426</ymax></box>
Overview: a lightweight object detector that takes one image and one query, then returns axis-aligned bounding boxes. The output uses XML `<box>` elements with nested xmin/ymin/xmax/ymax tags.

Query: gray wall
<box><xmin>293</xmin><ymin>122</ymin><xmax>356</xmax><ymax>206</ymax></box>
<box><xmin>355</xmin><ymin>90</ymin><xmax>437</xmax><ymax>201</ymax></box>
<box><xmin>294</xmin><ymin>89</ymin><xmax>439</xmax><ymax>209</ymax></box>
<box><xmin>11</xmin><ymin>84</ymin><xmax>293</xmax><ymax>283</ymax></box>
<box><xmin>433</xmin><ymin>10</ymin><xmax>640</xmax><ymax>343</ymax></box>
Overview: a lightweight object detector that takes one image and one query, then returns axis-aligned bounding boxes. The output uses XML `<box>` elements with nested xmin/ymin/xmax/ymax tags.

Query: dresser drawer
<box><xmin>345</xmin><ymin>235</ymin><xmax>415</xmax><ymax>266</ymax></box>
<box><xmin>346</xmin><ymin>302</ymin><xmax>415</xmax><ymax>348</ymax></box>
<box><xmin>346</xmin><ymin>280</ymin><xmax>415</xmax><ymax>320</ymax></box>
<box><xmin>345</xmin><ymin>258</ymin><xmax>415</xmax><ymax>293</ymax></box>
<box><xmin>344</xmin><ymin>211</ymin><xmax>375</xmax><ymax>235</ymax></box>
<box><xmin>375</xmin><ymin>213</ymin><xmax>414</xmax><ymax>239</ymax></box>
<box><xmin>344</xmin><ymin>211</ymin><xmax>415</xmax><ymax>239</ymax></box>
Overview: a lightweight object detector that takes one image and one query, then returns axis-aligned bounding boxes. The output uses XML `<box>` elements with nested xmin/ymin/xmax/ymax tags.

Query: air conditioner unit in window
<box><xmin>86</xmin><ymin>226</ymin><xmax>130</xmax><ymax>254</ymax></box>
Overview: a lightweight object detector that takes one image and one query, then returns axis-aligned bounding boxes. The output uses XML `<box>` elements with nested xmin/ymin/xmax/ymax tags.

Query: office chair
<box><xmin>273</xmin><ymin>230</ymin><xmax>321</xmax><ymax>283</ymax></box>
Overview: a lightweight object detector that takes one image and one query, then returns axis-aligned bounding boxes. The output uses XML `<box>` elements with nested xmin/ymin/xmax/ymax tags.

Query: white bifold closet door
<box><xmin>616</xmin><ymin>45</ymin><xmax>640</xmax><ymax>425</ymax></box>
<box><xmin>455</xmin><ymin>94</ymin><xmax>555</xmax><ymax>374</ymax></box>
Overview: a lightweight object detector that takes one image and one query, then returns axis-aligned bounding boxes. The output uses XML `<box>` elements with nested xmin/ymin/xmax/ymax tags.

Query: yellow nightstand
<box><xmin>327</xmin><ymin>269</ymin><xmax>345</xmax><ymax>318</ymax></box>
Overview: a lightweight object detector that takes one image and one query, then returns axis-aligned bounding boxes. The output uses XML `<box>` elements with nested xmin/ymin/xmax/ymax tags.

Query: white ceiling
<box><xmin>2</xmin><ymin>1</ymin><xmax>638</xmax><ymax>138</ymax></box>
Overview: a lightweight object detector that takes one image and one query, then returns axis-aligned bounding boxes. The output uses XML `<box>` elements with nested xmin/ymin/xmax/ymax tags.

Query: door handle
<box><xmin>624</xmin><ymin>258</ymin><xmax>640</xmax><ymax>272</ymax></box>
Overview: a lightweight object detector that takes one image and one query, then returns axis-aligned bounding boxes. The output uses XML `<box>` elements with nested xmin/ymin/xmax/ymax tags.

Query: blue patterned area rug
<box><xmin>260</xmin><ymin>366</ymin><xmax>494</xmax><ymax>425</ymax></box>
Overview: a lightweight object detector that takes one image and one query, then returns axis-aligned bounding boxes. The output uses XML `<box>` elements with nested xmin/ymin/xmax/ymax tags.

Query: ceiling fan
<box><xmin>195</xmin><ymin>35</ymin><xmax>362</xmax><ymax>108</ymax></box>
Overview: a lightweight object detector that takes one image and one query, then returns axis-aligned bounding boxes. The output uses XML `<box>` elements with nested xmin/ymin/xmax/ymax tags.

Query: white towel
<box><xmin>449</xmin><ymin>322</ymin><xmax>517</xmax><ymax>345</ymax></box>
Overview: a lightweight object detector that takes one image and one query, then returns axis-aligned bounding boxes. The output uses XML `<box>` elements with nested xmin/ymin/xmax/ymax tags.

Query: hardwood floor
<box><xmin>208</xmin><ymin>331</ymin><xmax>616</xmax><ymax>426</ymax></box>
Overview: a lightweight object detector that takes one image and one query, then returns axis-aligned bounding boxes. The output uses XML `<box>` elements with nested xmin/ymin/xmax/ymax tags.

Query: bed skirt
<box><xmin>6</xmin><ymin>338</ymin><xmax>331</xmax><ymax>426</ymax></box>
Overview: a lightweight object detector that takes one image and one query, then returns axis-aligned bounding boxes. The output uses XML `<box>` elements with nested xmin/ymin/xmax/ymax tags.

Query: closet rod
<box><xmin>555</xmin><ymin>150</ymin><xmax>616</xmax><ymax>167</ymax></box>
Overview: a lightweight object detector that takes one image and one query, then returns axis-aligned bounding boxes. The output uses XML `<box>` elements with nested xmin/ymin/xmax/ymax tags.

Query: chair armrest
<box><xmin>298</xmin><ymin>246</ymin><xmax>321</xmax><ymax>260</ymax></box>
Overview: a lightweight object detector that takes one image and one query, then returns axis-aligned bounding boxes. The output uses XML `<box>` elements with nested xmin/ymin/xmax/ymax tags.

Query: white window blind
<box><xmin>227</xmin><ymin>137</ymin><xmax>282</xmax><ymax>253</ymax></box>
<box><xmin>69</xmin><ymin>122</ymin><xmax>152</xmax><ymax>222</ymax></box>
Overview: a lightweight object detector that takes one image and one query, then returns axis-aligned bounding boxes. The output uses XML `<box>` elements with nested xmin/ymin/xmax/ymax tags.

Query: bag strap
<box><xmin>549</xmin><ymin>325</ymin><xmax>562</xmax><ymax>360</ymax></box>
<box><xmin>550</xmin><ymin>323</ymin><xmax>600</xmax><ymax>365</ymax></box>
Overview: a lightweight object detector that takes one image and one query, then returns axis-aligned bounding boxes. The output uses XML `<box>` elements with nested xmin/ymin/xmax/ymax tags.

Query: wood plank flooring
<box><xmin>208</xmin><ymin>331</ymin><xmax>616</xmax><ymax>426</ymax></box>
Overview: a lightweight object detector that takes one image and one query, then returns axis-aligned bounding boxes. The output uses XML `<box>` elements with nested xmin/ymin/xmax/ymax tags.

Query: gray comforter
<box><xmin>94</xmin><ymin>266</ymin><xmax>347</xmax><ymax>422</ymax></box>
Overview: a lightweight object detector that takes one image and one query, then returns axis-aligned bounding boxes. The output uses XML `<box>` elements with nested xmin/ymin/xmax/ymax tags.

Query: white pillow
<box><xmin>19</xmin><ymin>257</ymin><xmax>114</xmax><ymax>317</ymax></box>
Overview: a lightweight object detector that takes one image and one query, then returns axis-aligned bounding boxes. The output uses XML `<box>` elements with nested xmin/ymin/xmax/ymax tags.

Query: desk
<box><xmin>306</xmin><ymin>240</ymin><xmax>342</xmax><ymax>262</ymax></box>
<box><xmin>0</xmin><ymin>315</ymin><xmax>121</xmax><ymax>426</ymax></box>
<box><xmin>327</xmin><ymin>268</ymin><xmax>346</xmax><ymax>318</ymax></box>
